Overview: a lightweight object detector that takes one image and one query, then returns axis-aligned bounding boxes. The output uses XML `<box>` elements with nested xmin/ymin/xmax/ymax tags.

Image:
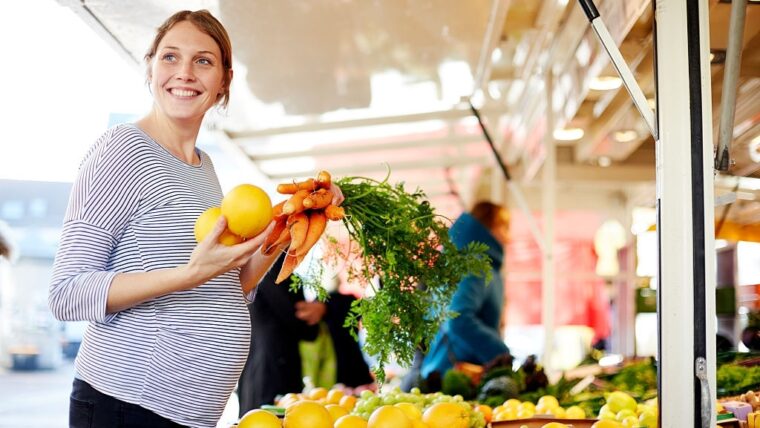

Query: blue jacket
<box><xmin>420</xmin><ymin>212</ymin><xmax>508</xmax><ymax>378</ymax></box>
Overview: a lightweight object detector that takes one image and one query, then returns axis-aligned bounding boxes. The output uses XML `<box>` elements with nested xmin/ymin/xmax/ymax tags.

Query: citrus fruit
<box><xmin>541</xmin><ymin>423</ymin><xmax>570</xmax><ymax>428</ymax></box>
<box><xmin>307</xmin><ymin>387</ymin><xmax>328</xmax><ymax>401</ymax></box>
<box><xmin>194</xmin><ymin>206</ymin><xmax>244</xmax><ymax>245</ymax></box>
<box><xmin>282</xmin><ymin>400</ymin><xmax>332</xmax><ymax>428</ymax></box>
<box><xmin>334</xmin><ymin>414</ymin><xmax>368</xmax><ymax>428</ymax></box>
<box><xmin>326</xmin><ymin>389</ymin><xmax>345</xmax><ymax>404</ymax></box>
<box><xmin>422</xmin><ymin>402</ymin><xmax>469</xmax><ymax>428</ymax></box>
<box><xmin>565</xmin><ymin>405</ymin><xmax>586</xmax><ymax>419</ymax></box>
<box><xmin>606</xmin><ymin>391</ymin><xmax>637</xmax><ymax>414</ymax></box>
<box><xmin>537</xmin><ymin>395</ymin><xmax>560</xmax><ymax>413</ymax></box>
<box><xmin>368</xmin><ymin>405</ymin><xmax>412</xmax><ymax>428</ymax></box>
<box><xmin>339</xmin><ymin>394</ymin><xmax>357</xmax><ymax>410</ymax></box>
<box><xmin>221</xmin><ymin>184</ymin><xmax>273</xmax><ymax>238</ymax></box>
<box><xmin>411</xmin><ymin>420</ymin><xmax>430</xmax><ymax>428</ymax></box>
<box><xmin>394</xmin><ymin>402</ymin><xmax>422</xmax><ymax>421</ymax></box>
<box><xmin>474</xmin><ymin>404</ymin><xmax>493</xmax><ymax>423</ymax></box>
<box><xmin>238</xmin><ymin>409</ymin><xmax>281</xmax><ymax>428</ymax></box>
<box><xmin>326</xmin><ymin>404</ymin><xmax>349</xmax><ymax>422</ymax></box>
<box><xmin>591</xmin><ymin>420</ymin><xmax>625</xmax><ymax>428</ymax></box>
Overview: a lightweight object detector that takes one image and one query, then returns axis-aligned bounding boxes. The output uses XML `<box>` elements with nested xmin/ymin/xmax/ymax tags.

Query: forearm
<box><xmin>240</xmin><ymin>249</ymin><xmax>282</xmax><ymax>295</ymax></box>
<box><xmin>106</xmin><ymin>265</ymin><xmax>198</xmax><ymax>314</ymax></box>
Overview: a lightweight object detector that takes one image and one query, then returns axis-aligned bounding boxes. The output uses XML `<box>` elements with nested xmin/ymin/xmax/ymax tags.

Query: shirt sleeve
<box><xmin>49</xmin><ymin>128</ymin><xmax>141</xmax><ymax>323</ymax></box>
<box><xmin>447</xmin><ymin>274</ymin><xmax>508</xmax><ymax>362</ymax></box>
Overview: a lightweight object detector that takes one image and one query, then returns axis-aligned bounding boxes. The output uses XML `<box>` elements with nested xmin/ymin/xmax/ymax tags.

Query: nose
<box><xmin>175</xmin><ymin>59</ymin><xmax>196</xmax><ymax>81</ymax></box>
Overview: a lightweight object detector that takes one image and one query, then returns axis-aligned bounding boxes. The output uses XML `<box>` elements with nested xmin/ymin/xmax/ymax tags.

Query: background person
<box><xmin>419</xmin><ymin>201</ymin><xmax>511</xmax><ymax>382</ymax></box>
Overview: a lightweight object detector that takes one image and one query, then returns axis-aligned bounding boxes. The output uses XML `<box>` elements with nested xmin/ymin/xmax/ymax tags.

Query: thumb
<box><xmin>205</xmin><ymin>215</ymin><xmax>228</xmax><ymax>243</ymax></box>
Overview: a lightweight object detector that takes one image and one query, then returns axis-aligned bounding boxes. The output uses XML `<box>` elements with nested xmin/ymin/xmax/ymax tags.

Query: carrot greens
<box><xmin>296</xmin><ymin>173</ymin><xmax>491</xmax><ymax>383</ymax></box>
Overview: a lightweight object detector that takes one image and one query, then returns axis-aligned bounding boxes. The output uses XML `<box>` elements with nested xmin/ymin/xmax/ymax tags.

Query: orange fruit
<box><xmin>339</xmin><ymin>394</ymin><xmax>357</xmax><ymax>410</ymax></box>
<box><xmin>194</xmin><ymin>207</ymin><xmax>244</xmax><ymax>245</ymax></box>
<box><xmin>422</xmin><ymin>402</ymin><xmax>469</xmax><ymax>428</ymax></box>
<box><xmin>474</xmin><ymin>404</ymin><xmax>493</xmax><ymax>423</ymax></box>
<box><xmin>591</xmin><ymin>420</ymin><xmax>624</xmax><ymax>428</ymax></box>
<box><xmin>238</xmin><ymin>409</ymin><xmax>281</xmax><ymax>428</ymax></box>
<box><xmin>326</xmin><ymin>389</ymin><xmax>345</xmax><ymax>404</ymax></box>
<box><xmin>221</xmin><ymin>184</ymin><xmax>273</xmax><ymax>238</ymax></box>
<box><xmin>411</xmin><ymin>420</ymin><xmax>430</xmax><ymax>428</ymax></box>
<box><xmin>368</xmin><ymin>405</ymin><xmax>412</xmax><ymax>428</ymax></box>
<box><xmin>334</xmin><ymin>414</ymin><xmax>368</xmax><ymax>428</ymax></box>
<box><xmin>325</xmin><ymin>404</ymin><xmax>349</xmax><ymax>422</ymax></box>
<box><xmin>307</xmin><ymin>387</ymin><xmax>328</xmax><ymax>401</ymax></box>
<box><xmin>282</xmin><ymin>400</ymin><xmax>331</xmax><ymax>428</ymax></box>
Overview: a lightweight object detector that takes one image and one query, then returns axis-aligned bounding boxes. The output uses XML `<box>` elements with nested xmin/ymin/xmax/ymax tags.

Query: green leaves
<box><xmin>321</xmin><ymin>174</ymin><xmax>492</xmax><ymax>382</ymax></box>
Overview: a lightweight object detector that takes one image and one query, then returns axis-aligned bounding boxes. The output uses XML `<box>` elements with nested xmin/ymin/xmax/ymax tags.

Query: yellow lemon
<box><xmin>307</xmin><ymin>387</ymin><xmax>328</xmax><ymax>401</ymax></box>
<box><xmin>339</xmin><ymin>394</ymin><xmax>358</xmax><ymax>411</ymax></box>
<box><xmin>606</xmin><ymin>391</ymin><xmax>637</xmax><ymax>414</ymax></box>
<box><xmin>283</xmin><ymin>401</ymin><xmax>332</xmax><ymax>428</ymax></box>
<box><xmin>221</xmin><ymin>184</ymin><xmax>273</xmax><ymax>238</ymax></box>
<box><xmin>540</xmin><ymin>423</ymin><xmax>570</xmax><ymax>428</ymax></box>
<box><xmin>591</xmin><ymin>420</ymin><xmax>625</xmax><ymax>428</ymax></box>
<box><xmin>422</xmin><ymin>402</ymin><xmax>469</xmax><ymax>428</ymax></box>
<box><xmin>368</xmin><ymin>405</ymin><xmax>412</xmax><ymax>428</ymax></box>
<box><xmin>238</xmin><ymin>409</ymin><xmax>281</xmax><ymax>428</ymax></box>
<box><xmin>326</xmin><ymin>389</ymin><xmax>345</xmax><ymax>405</ymax></box>
<box><xmin>326</xmin><ymin>404</ymin><xmax>349</xmax><ymax>422</ymax></box>
<box><xmin>334</xmin><ymin>415</ymin><xmax>368</xmax><ymax>428</ymax></box>
<box><xmin>565</xmin><ymin>405</ymin><xmax>586</xmax><ymax>419</ymax></box>
<box><xmin>394</xmin><ymin>402</ymin><xmax>422</xmax><ymax>421</ymax></box>
<box><xmin>194</xmin><ymin>207</ymin><xmax>244</xmax><ymax>245</ymax></box>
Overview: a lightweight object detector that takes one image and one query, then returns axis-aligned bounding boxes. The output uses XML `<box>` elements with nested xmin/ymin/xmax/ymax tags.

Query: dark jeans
<box><xmin>69</xmin><ymin>378</ymin><xmax>186</xmax><ymax>428</ymax></box>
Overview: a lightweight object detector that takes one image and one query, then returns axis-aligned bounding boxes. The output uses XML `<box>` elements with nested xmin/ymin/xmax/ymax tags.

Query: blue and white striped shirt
<box><xmin>50</xmin><ymin>124</ymin><xmax>251</xmax><ymax>427</ymax></box>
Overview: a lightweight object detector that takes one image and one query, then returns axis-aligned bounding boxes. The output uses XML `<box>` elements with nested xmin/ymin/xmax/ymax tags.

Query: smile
<box><xmin>169</xmin><ymin>88</ymin><xmax>200</xmax><ymax>98</ymax></box>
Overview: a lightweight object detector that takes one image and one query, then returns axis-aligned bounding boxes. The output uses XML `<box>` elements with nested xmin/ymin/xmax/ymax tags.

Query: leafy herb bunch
<box><xmin>318</xmin><ymin>174</ymin><xmax>492</xmax><ymax>382</ymax></box>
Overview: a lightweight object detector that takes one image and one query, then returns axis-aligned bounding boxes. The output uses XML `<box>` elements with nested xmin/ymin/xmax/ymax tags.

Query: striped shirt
<box><xmin>49</xmin><ymin>124</ymin><xmax>251</xmax><ymax>428</ymax></box>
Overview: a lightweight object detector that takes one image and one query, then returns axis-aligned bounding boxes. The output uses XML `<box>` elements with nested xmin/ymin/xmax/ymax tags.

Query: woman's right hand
<box><xmin>185</xmin><ymin>215</ymin><xmax>273</xmax><ymax>287</ymax></box>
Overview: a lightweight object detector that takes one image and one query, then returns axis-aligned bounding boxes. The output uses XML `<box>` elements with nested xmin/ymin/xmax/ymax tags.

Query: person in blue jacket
<box><xmin>420</xmin><ymin>201</ymin><xmax>511</xmax><ymax>379</ymax></box>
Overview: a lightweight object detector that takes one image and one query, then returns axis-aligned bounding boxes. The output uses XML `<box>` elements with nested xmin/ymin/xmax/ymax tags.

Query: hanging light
<box><xmin>553</xmin><ymin>128</ymin><xmax>584</xmax><ymax>141</ymax></box>
<box><xmin>589</xmin><ymin>75</ymin><xmax>623</xmax><ymax>91</ymax></box>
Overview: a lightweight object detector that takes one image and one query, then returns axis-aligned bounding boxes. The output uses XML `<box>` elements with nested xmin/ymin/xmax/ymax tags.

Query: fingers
<box><xmin>202</xmin><ymin>215</ymin><xmax>228</xmax><ymax>245</ymax></box>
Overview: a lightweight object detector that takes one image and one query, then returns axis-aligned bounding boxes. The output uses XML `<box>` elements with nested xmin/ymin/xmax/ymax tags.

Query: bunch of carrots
<box><xmin>262</xmin><ymin>170</ymin><xmax>345</xmax><ymax>283</ymax></box>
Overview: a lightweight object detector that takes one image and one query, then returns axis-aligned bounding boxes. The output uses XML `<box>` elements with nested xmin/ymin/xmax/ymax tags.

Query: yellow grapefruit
<box><xmin>368</xmin><ymin>405</ymin><xmax>412</xmax><ymax>428</ymax></box>
<box><xmin>334</xmin><ymin>414</ymin><xmax>368</xmax><ymax>428</ymax></box>
<box><xmin>194</xmin><ymin>207</ymin><xmax>244</xmax><ymax>245</ymax></box>
<box><xmin>325</xmin><ymin>404</ymin><xmax>349</xmax><ymax>422</ymax></box>
<box><xmin>221</xmin><ymin>184</ymin><xmax>273</xmax><ymax>238</ymax></box>
<box><xmin>238</xmin><ymin>409</ymin><xmax>281</xmax><ymax>428</ymax></box>
<box><xmin>394</xmin><ymin>402</ymin><xmax>422</xmax><ymax>421</ymax></box>
<box><xmin>282</xmin><ymin>401</ymin><xmax>332</xmax><ymax>428</ymax></box>
<box><xmin>422</xmin><ymin>402</ymin><xmax>469</xmax><ymax>428</ymax></box>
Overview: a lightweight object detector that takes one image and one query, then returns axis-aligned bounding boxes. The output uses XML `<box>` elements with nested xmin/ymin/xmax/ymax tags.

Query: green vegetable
<box><xmin>442</xmin><ymin>369</ymin><xmax>476</xmax><ymax>399</ymax></box>
<box><xmin>477</xmin><ymin>376</ymin><xmax>520</xmax><ymax>405</ymax></box>
<box><xmin>303</xmin><ymin>172</ymin><xmax>492</xmax><ymax>383</ymax></box>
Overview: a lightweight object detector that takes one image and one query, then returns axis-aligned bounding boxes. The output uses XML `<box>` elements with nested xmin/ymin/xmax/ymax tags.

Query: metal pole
<box><xmin>654</xmin><ymin>0</ymin><xmax>716</xmax><ymax>426</ymax></box>
<box><xmin>715</xmin><ymin>0</ymin><xmax>748</xmax><ymax>171</ymax></box>
<box><xmin>541</xmin><ymin>70</ymin><xmax>556</xmax><ymax>370</ymax></box>
<box><xmin>577</xmin><ymin>0</ymin><xmax>657</xmax><ymax>139</ymax></box>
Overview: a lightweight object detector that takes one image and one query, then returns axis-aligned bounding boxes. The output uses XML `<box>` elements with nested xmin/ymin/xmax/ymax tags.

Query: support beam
<box><xmin>654</xmin><ymin>0</ymin><xmax>716</xmax><ymax>426</ymax></box>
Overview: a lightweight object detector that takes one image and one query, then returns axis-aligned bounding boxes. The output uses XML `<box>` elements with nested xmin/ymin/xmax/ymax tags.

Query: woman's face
<box><xmin>148</xmin><ymin>21</ymin><xmax>226</xmax><ymax>124</ymax></box>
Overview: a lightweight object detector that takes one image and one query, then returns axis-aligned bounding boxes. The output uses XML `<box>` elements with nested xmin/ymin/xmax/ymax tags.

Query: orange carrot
<box><xmin>282</xmin><ymin>189</ymin><xmax>310</xmax><ymax>215</ymax></box>
<box><xmin>277</xmin><ymin>178</ymin><xmax>317</xmax><ymax>194</ymax></box>
<box><xmin>275</xmin><ymin>251</ymin><xmax>303</xmax><ymax>284</ymax></box>
<box><xmin>315</xmin><ymin>170</ymin><xmax>332</xmax><ymax>189</ymax></box>
<box><xmin>325</xmin><ymin>204</ymin><xmax>345</xmax><ymax>221</ymax></box>
<box><xmin>296</xmin><ymin>210</ymin><xmax>328</xmax><ymax>257</ymax></box>
<box><xmin>287</xmin><ymin>212</ymin><xmax>309</xmax><ymax>251</ymax></box>
<box><xmin>272</xmin><ymin>200</ymin><xmax>286</xmax><ymax>218</ymax></box>
<box><xmin>261</xmin><ymin>216</ymin><xmax>287</xmax><ymax>255</ymax></box>
<box><xmin>302</xmin><ymin>189</ymin><xmax>333</xmax><ymax>210</ymax></box>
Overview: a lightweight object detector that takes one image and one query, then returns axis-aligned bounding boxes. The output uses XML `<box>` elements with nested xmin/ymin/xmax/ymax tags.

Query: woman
<box><xmin>49</xmin><ymin>10</ymin><xmax>340</xmax><ymax>427</ymax></box>
<box><xmin>419</xmin><ymin>201</ymin><xmax>511</xmax><ymax>381</ymax></box>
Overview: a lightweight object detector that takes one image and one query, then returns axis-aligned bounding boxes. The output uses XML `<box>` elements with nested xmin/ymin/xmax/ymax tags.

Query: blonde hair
<box><xmin>144</xmin><ymin>10</ymin><xmax>233</xmax><ymax>107</ymax></box>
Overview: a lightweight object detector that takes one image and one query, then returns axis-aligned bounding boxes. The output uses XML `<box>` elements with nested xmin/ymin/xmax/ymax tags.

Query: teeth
<box><xmin>170</xmin><ymin>89</ymin><xmax>198</xmax><ymax>97</ymax></box>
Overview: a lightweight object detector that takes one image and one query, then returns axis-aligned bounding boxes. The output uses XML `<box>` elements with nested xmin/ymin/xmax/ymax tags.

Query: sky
<box><xmin>0</xmin><ymin>0</ymin><xmax>152</xmax><ymax>183</ymax></box>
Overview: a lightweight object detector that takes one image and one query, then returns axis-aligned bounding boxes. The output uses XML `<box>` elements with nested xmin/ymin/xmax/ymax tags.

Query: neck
<box><xmin>137</xmin><ymin>109</ymin><xmax>202</xmax><ymax>165</ymax></box>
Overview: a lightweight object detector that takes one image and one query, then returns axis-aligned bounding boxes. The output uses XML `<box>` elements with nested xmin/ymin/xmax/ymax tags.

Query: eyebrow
<box><xmin>161</xmin><ymin>46</ymin><xmax>219</xmax><ymax>58</ymax></box>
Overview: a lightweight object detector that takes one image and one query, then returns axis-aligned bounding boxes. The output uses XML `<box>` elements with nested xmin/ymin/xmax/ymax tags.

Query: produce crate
<box><xmin>490</xmin><ymin>417</ymin><xmax>597</xmax><ymax>427</ymax></box>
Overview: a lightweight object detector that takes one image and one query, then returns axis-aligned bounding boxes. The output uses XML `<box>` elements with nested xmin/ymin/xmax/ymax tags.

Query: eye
<box><xmin>196</xmin><ymin>57</ymin><xmax>213</xmax><ymax>66</ymax></box>
<box><xmin>161</xmin><ymin>53</ymin><xmax>177</xmax><ymax>62</ymax></box>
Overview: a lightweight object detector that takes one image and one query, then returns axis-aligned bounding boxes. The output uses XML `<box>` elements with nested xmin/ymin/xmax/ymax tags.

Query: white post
<box><xmin>541</xmin><ymin>70</ymin><xmax>556</xmax><ymax>370</ymax></box>
<box><xmin>654</xmin><ymin>0</ymin><xmax>716</xmax><ymax>426</ymax></box>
